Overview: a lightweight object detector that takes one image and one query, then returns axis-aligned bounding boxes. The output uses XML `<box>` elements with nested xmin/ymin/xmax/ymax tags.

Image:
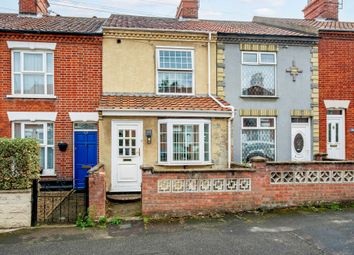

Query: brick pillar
<box><xmin>88</xmin><ymin>163</ymin><xmax>106</xmax><ymax>220</ymax></box>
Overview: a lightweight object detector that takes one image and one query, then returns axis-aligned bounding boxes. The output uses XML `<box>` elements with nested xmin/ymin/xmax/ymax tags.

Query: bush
<box><xmin>0</xmin><ymin>138</ymin><xmax>40</xmax><ymax>190</ymax></box>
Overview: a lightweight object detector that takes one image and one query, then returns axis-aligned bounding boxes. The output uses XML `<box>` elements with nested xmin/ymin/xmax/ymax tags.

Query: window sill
<box><xmin>40</xmin><ymin>173</ymin><xmax>56</xmax><ymax>177</ymax></box>
<box><xmin>240</xmin><ymin>96</ymin><xmax>279</xmax><ymax>99</ymax></box>
<box><xmin>156</xmin><ymin>162</ymin><xmax>214</xmax><ymax>166</ymax></box>
<box><xmin>6</xmin><ymin>95</ymin><xmax>57</xmax><ymax>99</ymax></box>
<box><xmin>156</xmin><ymin>92</ymin><xmax>195</xmax><ymax>96</ymax></box>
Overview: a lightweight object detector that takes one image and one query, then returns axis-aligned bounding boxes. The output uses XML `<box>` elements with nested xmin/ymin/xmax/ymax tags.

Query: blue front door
<box><xmin>74</xmin><ymin>131</ymin><xmax>98</xmax><ymax>189</ymax></box>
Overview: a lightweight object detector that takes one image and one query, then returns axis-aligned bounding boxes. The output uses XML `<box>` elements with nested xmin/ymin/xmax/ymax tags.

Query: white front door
<box><xmin>111</xmin><ymin>121</ymin><xmax>143</xmax><ymax>192</ymax></box>
<box><xmin>327</xmin><ymin>110</ymin><xmax>345</xmax><ymax>160</ymax></box>
<box><xmin>291</xmin><ymin>118</ymin><xmax>311</xmax><ymax>161</ymax></box>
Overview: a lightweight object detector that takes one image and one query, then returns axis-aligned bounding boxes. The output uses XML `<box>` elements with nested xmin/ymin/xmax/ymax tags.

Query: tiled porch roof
<box><xmin>99</xmin><ymin>95</ymin><xmax>232</xmax><ymax>112</ymax></box>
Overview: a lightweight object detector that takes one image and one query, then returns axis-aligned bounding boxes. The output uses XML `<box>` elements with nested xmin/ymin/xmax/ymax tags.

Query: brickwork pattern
<box><xmin>88</xmin><ymin>164</ymin><xmax>106</xmax><ymax>219</ymax></box>
<box><xmin>216</xmin><ymin>43</ymin><xmax>225</xmax><ymax>99</ymax></box>
<box><xmin>318</xmin><ymin>32</ymin><xmax>354</xmax><ymax>160</ymax></box>
<box><xmin>142</xmin><ymin>161</ymin><xmax>354</xmax><ymax>216</ymax></box>
<box><xmin>0</xmin><ymin>33</ymin><xmax>102</xmax><ymax>179</ymax></box>
<box><xmin>311</xmin><ymin>46</ymin><xmax>320</xmax><ymax>155</ymax></box>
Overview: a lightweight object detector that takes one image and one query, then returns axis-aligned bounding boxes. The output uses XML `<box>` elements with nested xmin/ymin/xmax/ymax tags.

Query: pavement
<box><xmin>0</xmin><ymin>208</ymin><xmax>353</xmax><ymax>255</ymax></box>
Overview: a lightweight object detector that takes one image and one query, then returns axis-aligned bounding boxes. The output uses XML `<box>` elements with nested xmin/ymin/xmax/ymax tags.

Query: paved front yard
<box><xmin>0</xmin><ymin>208</ymin><xmax>353</xmax><ymax>255</ymax></box>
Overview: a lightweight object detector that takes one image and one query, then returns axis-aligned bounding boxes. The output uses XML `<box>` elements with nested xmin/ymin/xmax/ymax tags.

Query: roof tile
<box><xmin>104</xmin><ymin>14</ymin><xmax>312</xmax><ymax>37</ymax></box>
<box><xmin>0</xmin><ymin>13</ymin><xmax>105</xmax><ymax>34</ymax></box>
<box><xmin>99</xmin><ymin>95</ymin><xmax>232</xmax><ymax>112</ymax></box>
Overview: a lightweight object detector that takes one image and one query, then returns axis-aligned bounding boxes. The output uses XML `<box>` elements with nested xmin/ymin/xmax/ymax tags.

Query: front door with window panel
<box><xmin>74</xmin><ymin>123</ymin><xmax>98</xmax><ymax>190</ymax></box>
<box><xmin>327</xmin><ymin>110</ymin><xmax>345</xmax><ymax>160</ymax></box>
<box><xmin>291</xmin><ymin>118</ymin><xmax>311</xmax><ymax>161</ymax></box>
<box><xmin>111</xmin><ymin>121</ymin><xmax>143</xmax><ymax>192</ymax></box>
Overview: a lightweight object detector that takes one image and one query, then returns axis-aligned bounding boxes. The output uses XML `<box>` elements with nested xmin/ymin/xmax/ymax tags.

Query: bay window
<box><xmin>241</xmin><ymin>117</ymin><xmax>276</xmax><ymax>162</ymax></box>
<box><xmin>159</xmin><ymin>119</ymin><xmax>210</xmax><ymax>165</ymax></box>
<box><xmin>241</xmin><ymin>52</ymin><xmax>276</xmax><ymax>96</ymax></box>
<box><xmin>12</xmin><ymin>51</ymin><xmax>54</xmax><ymax>96</ymax></box>
<box><xmin>156</xmin><ymin>48</ymin><xmax>194</xmax><ymax>95</ymax></box>
<box><xmin>13</xmin><ymin>122</ymin><xmax>55</xmax><ymax>175</ymax></box>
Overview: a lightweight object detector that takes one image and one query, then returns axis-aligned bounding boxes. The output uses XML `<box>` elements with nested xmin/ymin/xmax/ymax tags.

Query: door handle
<box><xmin>82</xmin><ymin>165</ymin><xmax>92</xmax><ymax>169</ymax></box>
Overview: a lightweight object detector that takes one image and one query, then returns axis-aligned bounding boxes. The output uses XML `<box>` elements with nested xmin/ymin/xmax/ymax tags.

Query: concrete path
<box><xmin>0</xmin><ymin>208</ymin><xmax>353</xmax><ymax>255</ymax></box>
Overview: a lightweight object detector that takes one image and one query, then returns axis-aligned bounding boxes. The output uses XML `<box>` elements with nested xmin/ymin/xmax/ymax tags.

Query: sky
<box><xmin>1</xmin><ymin>0</ymin><xmax>353</xmax><ymax>21</ymax></box>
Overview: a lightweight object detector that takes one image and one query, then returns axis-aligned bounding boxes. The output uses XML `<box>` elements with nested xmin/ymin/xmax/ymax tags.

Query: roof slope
<box><xmin>0</xmin><ymin>13</ymin><xmax>105</xmax><ymax>34</ymax></box>
<box><xmin>99</xmin><ymin>95</ymin><xmax>231</xmax><ymax>112</ymax></box>
<box><xmin>253</xmin><ymin>16</ymin><xmax>354</xmax><ymax>34</ymax></box>
<box><xmin>104</xmin><ymin>14</ymin><xmax>312</xmax><ymax>37</ymax></box>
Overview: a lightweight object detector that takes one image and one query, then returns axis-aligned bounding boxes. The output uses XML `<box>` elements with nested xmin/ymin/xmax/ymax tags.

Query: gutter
<box><xmin>102</xmin><ymin>26</ymin><xmax>215</xmax><ymax>35</ymax></box>
<box><xmin>206</xmin><ymin>32</ymin><xmax>235</xmax><ymax>168</ymax></box>
<box><xmin>0</xmin><ymin>28</ymin><xmax>103</xmax><ymax>36</ymax></box>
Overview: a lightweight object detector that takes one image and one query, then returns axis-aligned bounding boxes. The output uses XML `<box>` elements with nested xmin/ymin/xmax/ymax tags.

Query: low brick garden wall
<box><xmin>88</xmin><ymin>163</ymin><xmax>106</xmax><ymax>220</ymax></box>
<box><xmin>141</xmin><ymin>159</ymin><xmax>354</xmax><ymax>216</ymax></box>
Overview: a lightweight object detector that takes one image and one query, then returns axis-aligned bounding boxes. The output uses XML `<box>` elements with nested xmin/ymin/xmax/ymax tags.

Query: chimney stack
<box><xmin>303</xmin><ymin>0</ymin><xmax>339</xmax><ymax>21</ymax></box>
<box><xmin>19</xmin><ymin>0</ymin><xmax>50</xmax><ymax>16</ymax></box>
<box><xmin>176</xmin><ymin>0</ymin><xmax>199</xmax><ymax>19</ymax></box>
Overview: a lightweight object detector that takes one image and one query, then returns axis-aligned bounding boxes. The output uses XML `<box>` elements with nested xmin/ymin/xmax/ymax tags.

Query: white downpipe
<box><xmin>207</xmin><ymin>32</ymin><xmax>235</xmax><ymax>168</ymax></box>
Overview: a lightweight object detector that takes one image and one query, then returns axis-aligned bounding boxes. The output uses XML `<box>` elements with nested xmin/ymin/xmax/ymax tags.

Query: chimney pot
<box><xmin>19</xmin><ymin>0</ymin><xmax>50</xmax><ymax>16</ymax></box>
<box><xmin>176</xmin><ymin>0</ymin><xmax>199</xmax><ymax>19</ymax></box>
<box><xmin>303</xmin><ymin>0</ymin><xmax>339</xmax><ymax>21</ymax></box>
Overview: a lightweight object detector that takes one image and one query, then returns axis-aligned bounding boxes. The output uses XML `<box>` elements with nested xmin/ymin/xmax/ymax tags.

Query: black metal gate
<box><xmin>31</xmin><ymin>178</ymin><xmax>88</xmax><ymax>225</ymax></box>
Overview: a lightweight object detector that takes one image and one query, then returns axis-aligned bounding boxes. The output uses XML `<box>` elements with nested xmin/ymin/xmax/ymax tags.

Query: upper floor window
<box><xmin>12</xmin><ymin>51</ymin><xmax>54</xmax><ymax>96</ymax></box>
<box><xmin>241</xmin><ymin>52</ymin><xmax>276</xmax><ymax>97</ymax></box>
<box><xmin>156</xmin><ymin>48</ymin><xmax>194</xmax><ymax>95</ymax></box>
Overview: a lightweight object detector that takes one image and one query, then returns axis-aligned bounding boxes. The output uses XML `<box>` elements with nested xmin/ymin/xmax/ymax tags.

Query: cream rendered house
<box><xmin>99</xmin><ymin>7</ymin><xmax>235</xmax><ymax>192</ymax></box>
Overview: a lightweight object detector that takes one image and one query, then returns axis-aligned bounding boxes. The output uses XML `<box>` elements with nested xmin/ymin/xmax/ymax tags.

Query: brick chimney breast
<box><xmin>176</xmin><ymin>0</ymin><xmax>199</xmax><ymax>19</ymax></box>
<box><xmin>303</xmin><ymin>0</ymin><xmax>339</xmax><ymax>21</ymax></box>
<box><xmin>19</xmin><ymin>0</ymin><xmax>50</xmax><ymax>16</ymax></box>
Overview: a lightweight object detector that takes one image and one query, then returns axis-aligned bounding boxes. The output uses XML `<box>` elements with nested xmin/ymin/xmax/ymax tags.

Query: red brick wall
<box><xmin>88</xmin><ymin>164</ymin><xmax>106</xmax><ymax>219</ymax></box>
<box><xmin>303</xmin><ymin>0</ymin><xmax>338</xmax><ymax>20</ymax></box>
<box><xmin>19</xmin><ymin>0</ymin><xmax>49</xmax><ymax>15</ymax></box>
<box><xmin>318</xmin><ymin>32</ymin><xmax>354</xmax><ymax>160</ymax></box>
<box><xmin>142</xmin><ymin>161</ymin><xmax>354</xmax><ymax>216</ymax></box>
<box><xmin>0</xmin><ymin>32</ymin><xmax>102</xmax><ymax>179</ymax></box>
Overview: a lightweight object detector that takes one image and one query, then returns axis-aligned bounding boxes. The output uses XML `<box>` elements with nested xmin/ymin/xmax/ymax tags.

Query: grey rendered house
<box><xmin>216</xmin><ymin>27</ymin><xmax>319</xmax><ymax>162</ymax></box>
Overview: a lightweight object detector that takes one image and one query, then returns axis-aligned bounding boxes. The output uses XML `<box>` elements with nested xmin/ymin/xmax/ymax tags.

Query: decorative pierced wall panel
<box><xmin>270</xmin><ymin>171</ymin><xmax>354</xmax><ymax>184</ymax></box>
<box><xmin>158</xmin><ymin>178</ymin><xmax>251</xmax><ymax>193</ymax></box>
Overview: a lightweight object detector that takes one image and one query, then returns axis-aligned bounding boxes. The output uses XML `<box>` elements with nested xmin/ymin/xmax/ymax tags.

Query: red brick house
<box><xmin>254</xmin><ymin>0</ymin><xmax>354</xmax><ymax>160</ymax></box>
<box><xmin>0</xmin><ymin>0</ymin><xmax>104</xmax><ymax>188</ymax></box>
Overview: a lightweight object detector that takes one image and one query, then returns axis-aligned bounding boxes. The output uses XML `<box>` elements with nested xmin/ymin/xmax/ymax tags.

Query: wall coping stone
<box><xmin>88</xmin><ymin>163</ymin><xmax>104</xmax><ymax>174</ymax></box>
<box><xmin>141</xmin><ymin>165</ymin><xmax>256</xmax><ymax>173</ymax></box>
<box><xmin>267</xmin><ymin>161</ymin><xmax>354</xmax><ymax>166</ymax></box>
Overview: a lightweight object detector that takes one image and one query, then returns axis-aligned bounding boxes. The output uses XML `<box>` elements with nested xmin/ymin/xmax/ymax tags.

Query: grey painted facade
<box><xmin>224</xmin><ymin>44</ymin><xmax>313</xmax><ymax>162</ymax></box>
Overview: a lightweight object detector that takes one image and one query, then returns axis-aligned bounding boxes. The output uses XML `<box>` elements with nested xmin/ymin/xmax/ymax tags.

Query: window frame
<box><xmin>241</xmin><ymin>51</ymin><xmax>277</xmax><ymax>97</ymax></box>
<box><xmin>156</xmin><ymin>47</ymin><xmax>195</xmax><ymax>96</ymax></box>
<box><xmin>240</xmin><ymin>117</ymin><xmax>277</xmax><ymax>162</ymax></box>
<box><xmin>12</xmin><ymin>121</ymin><xmax>55</xmax><ymax>176</ymax></box>
<box><xmin>11</xmin><ymin>50</ymin><xmax>54</xmax><ymax>97</ymax></box>
<box><xmin>158</xmin><ymin>119</ymin><xmax>211</xmax><ymax>165</ymax></box>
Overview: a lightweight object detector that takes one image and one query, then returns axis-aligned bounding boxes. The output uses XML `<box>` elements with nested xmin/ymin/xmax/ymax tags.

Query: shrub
<box><xmin>0</xmin><ymin>138</ymin><xmax>40</xmax><ymax>190</ymax></box>
<box><xmin>76</xmin><ymin>213</ymin><xmax>95</xmax><ymax>228</ymax></box>
<box><xmin>109</xmin><ymin>217</ymin><xmax>122</xmax><ymax>225</ymax></box>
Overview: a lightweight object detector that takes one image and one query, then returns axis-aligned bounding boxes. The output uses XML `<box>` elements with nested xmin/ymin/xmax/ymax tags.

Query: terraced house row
<box><xmin>0</xmin><ymin>0</ymin><xmax>353</xmax><ymax>193</ymax></box>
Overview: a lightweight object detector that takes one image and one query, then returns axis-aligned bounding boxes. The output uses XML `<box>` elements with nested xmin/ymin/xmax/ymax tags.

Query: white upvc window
<box><xmin>241</xmin><ymin>117</ymin><xmax>276</xmax><ymax>162</ymax></box>
<box><xmin>156</xmin><ymin>47</ymin><xmax>194</xmax><ymax>95</ymax></box>
<box><xmin>13</xmin><ymin>122</ymin><xmax>55</xmax><ymax>176</ymax></box>
<box><xmin>12</xmin><ymin>50</ymin><xmax>54</xmax><ymax>96</ymax></box>
<box><xmin>241</xmin><ymin>52</ymin><xmax>277</xmax><ymax>97</ymax></box>
<box><xmin>158</xmin><ymin>119</ymin><xmax>210</xmax><ymax>165</ymax></box>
